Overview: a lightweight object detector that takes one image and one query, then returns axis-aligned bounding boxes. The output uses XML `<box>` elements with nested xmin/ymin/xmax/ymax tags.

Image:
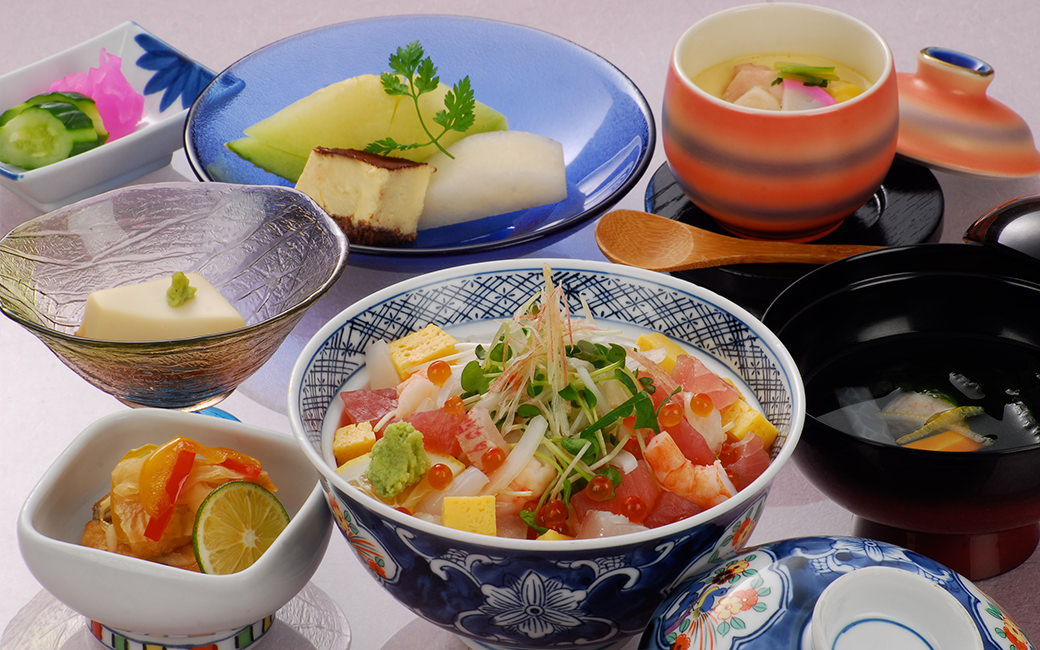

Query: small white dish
<box><xmin>810</xmin><ymin>566</ymin><xmax>983</xmax><ymax>650</ymax></box>
<box><xmin>17</xmin><ymin>409</ymin><xmax>332</xmax><ymax>648</ymax></box>
<box><xmin>0</xmin><ymin>22</ymin><xmax>215</xmax><ymax>211</ymax></box>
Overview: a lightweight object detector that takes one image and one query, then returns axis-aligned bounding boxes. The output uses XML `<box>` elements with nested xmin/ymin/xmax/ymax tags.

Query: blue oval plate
<box><xmin>639</xmin><ymin>536</ymin><xmax>1032</xmax><ymax>650</ymax></box>
<box><xmin>184</xmin><ymin>15</ymin><xmax>654</xmax><ymax>257</ymax></box>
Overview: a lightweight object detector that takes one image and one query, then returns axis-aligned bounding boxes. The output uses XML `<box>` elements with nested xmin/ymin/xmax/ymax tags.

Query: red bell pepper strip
<box><xmin>143</xmin><ymin>446</ymin><xmax>195</xmax><ymax>541</ymax></box>
<box><xmin>138</xmin><ymin>437</ymin><xmax>265</xmax><ymax>541</ymax></box>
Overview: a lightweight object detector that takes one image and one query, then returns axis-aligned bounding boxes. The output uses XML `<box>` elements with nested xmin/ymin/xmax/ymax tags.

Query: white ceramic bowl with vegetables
<box><xmin>289</xmin><ymin>258</ymin><xmax>805</xmax><ymax>650</ymax></box>
<box><xmin>17</xmin><ymin>409</ymin><xmax>332</xmax><ymax>650</ymax></box>
<box><xmin>0</xmin><ymin>22</ymin><xmax>214</xmax><ymax>210</ymax></box>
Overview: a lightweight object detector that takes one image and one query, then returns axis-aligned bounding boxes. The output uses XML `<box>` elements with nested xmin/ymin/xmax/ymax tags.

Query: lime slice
<box><xmin>193</xmin><ymin>480</ymin><xmax>290</xmax><ymax>574</ymax></box>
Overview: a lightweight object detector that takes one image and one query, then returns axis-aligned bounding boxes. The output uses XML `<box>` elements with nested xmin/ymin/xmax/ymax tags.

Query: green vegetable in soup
<box><xmin>771</xmin><ymin>63</ymin><xmax>840</xmax><ymax>88</ymax></box>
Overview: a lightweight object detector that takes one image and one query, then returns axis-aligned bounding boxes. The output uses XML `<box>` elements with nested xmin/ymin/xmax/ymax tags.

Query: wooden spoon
<box><xmin>595</xmin><ymin>209</ymin><xmax>883</xmax><ymax>272</ymax></box>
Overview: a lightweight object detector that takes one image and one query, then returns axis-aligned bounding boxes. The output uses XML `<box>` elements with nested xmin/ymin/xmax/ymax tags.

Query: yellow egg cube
<box><xmin>721</xmin><ymin>397</ymin><xmax>779</xmax><ymax>448</ymax></box>
<box><xmin>334</xmin><ymin>452</ymin><xmax>371</xmax><ymax>483</ymax></box>
<box><xmin>389</xmin><ymin>323</ymin><xmax>457</xmax><ymax>379</ymax></box>
<box><xmin>537</xmin><ymin>529</ymin><xmax>575</xmax><ymax>541</ymax></box>
<box><xmin>333</xmin><ymin>421</ymin><xmax>377</xmax><ymax>466</ymax></box>
<box><xmin>442</xmin><ymin>495</ymin><xmax>497</xmax><ymax>536</ymax></box>
<box><xmin>636</xmin><ymin>332</ymin><xmax>686</xmax><ymax>372</ymax></box>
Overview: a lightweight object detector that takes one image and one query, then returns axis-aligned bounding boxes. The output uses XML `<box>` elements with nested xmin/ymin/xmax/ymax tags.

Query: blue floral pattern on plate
<box><xmin>640</xmin><ymin>536</ymin><xmax>1035</xmax><ymax>650</ymax></box>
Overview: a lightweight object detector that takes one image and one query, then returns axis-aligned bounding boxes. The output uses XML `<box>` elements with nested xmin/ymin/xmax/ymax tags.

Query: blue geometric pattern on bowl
<box><xmin>290</xmin><ymin>259</ymin><xmax>804</xmax><ymax>650</ymax></box>
<box><xmin>134</xmin><ymin>32</ymin><xmax>215</xmax><ymax>112</ymax></box>
<box><xmin>640</xmin><ymin>536</ymin><xmax>1035</xmax><ymax>650</ymax></box>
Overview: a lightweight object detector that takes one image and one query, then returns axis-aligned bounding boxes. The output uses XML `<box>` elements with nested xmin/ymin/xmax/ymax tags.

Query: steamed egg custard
<box><xmin>326</xmin><ymin>267</ymin><xmax>780</xmax><ymax>540</ymax></box>
<box><xmin>693</xmin><ymin>53</ymin><xmax>870</xmax><ymax>111</ymax></box>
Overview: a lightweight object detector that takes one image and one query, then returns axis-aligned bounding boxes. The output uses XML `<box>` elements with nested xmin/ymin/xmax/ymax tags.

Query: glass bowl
<box><xmin>0</xmin><ymin>181</ymin><xmax>348</xmax><ymax>410</ymax></box>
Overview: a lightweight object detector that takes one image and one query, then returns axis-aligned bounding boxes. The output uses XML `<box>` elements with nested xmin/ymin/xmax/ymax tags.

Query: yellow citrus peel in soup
<box><xmin>82</xmin><ymin>437</ymin><xmax>277</xmax><ymax>572</ymax></box>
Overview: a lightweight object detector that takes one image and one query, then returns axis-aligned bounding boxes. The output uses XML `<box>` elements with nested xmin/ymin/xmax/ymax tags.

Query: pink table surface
<box><xmin>3</xmin><ymin>1</ymin><xmax>1039</xmax><ymax>648</ymax></box>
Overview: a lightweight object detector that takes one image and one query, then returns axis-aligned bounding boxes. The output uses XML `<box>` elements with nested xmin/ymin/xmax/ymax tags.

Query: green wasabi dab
<box><xmin>366</xmin><ymin>421</ymin><xmax>430</xmax><ymax>499</ymax></box>
<box><xmin>166</xmin><ymin>272</ymin><xmax>197</xmax><ymax>307</ymax></box>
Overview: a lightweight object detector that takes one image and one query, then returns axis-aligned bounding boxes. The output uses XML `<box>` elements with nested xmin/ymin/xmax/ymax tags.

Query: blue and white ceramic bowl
<box><xmin>640</xmin><ymin>536</ymin><xmax>1034</xmax><ymax>650</ymax></box>
<box><xmin>0</xmin><ymin>22</ymin><xmax>214</xmax><ymax>210</ymax></box>
<box><xmin>288</xmin><ymin>259</ymin><xmax>805</xmax><ymax>650</ymax></box>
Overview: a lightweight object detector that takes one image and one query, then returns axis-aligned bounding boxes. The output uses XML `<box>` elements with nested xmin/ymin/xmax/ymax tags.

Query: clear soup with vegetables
<box><xmin>809</xmin><ymin>334</ymin><xmax>1040</xmax><ymax>452</ymax></box>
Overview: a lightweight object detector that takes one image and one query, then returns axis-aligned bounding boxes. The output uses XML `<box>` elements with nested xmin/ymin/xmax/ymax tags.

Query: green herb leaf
<box><xmin>516</xmin><ymin>403</ymin><xmax>542</xmax><ymax>419</ymax></box>
<box><xmin>772</xmin><ymin>63</ymin><xmax>839</xmax><ymax>88</ymax></box>
<box><xmin>559</xmin><ymin>384</ymin><xmax>580</xmax><ymax>403</ymax></box>
<box><xmin>460</xmin><ymin>359</ymin><xmax>489</xmax><ymax>394</ymax></box>
<box><xmin>561</xmin><ymin>436</ymin><xmax>598</xmax><ymax>463</ymax></box>
<box><xmin>613</xmin><ymin>368</ymin><xmax>638</xmax><ymax>395</ymax></box>
<box><xmin>630</xmin><ymin>391</ymin><xmax>660</xmax><ymax>432</ymax></box>
<box><xmin>488</xmin><ymin>342</ymin><xmax>512</xmax><ymax>363</ymax></box>
<box><xmin>598</xmin><ymin>466</ymin><xmax>623</xmax><ymax>488</ymax></box>
<box><xmin>363</xmin><ymin>41</ymin><xmax>477</xmax><ymax>158</ymax></box>
<box><xmin>581</xmin><ymin>387</ymin><xmax>598</xmax><ymax>409</ymax></box>
<box><xmin>519</xmin><ymin>509</ymin><xmax>548</xmax><ymax>534</ymax></box>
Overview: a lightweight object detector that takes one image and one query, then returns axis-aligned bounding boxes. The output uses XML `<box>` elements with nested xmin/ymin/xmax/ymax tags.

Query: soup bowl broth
<box><xmin>663</xmin><ymin>3</ymin><xmax>898</xmax><ymax>241</ymax></box>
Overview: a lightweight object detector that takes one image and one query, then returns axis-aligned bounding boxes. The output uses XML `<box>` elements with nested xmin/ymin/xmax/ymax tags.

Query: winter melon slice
<box><xmin>227</xmin><ymin>74</ymin><xmax>508</xmax><ymax>182</ymax></box>
<box><xmin>419</xmin><ymin>131</ymin><xmax>567</xmax><ymax>229</ymax></box>
<box><xmin>226</xmin><ymin>137</ymin><xmax>309</xmax><ymax>182</ymax></box>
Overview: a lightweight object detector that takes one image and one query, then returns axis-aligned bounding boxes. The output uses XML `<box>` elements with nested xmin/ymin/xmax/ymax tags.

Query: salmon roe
<box><xmin>586</xmin><ymin>474</ymin><xmax>615</xmax><ymax>502</ymax></box>
<box><xmin>621</xmin><ymin>495</ymin><xmax>647</xmax><ymax>521</ymax></box>
<box><xmin>658</xmin><ymin>401</ymin><xmax>684</xmax><ymax>428</ymax></box>
<box><xmin>481</xmin><ymin>446</ymin><xmax>507</xmax><ymax>472</ymax></box>
<box><xmin>427</xmin><ymin>359</ymin><xmax>452</xmax><ymax>386</ymax></box>
<box><xmin>427</xmin><ymin>463</ymin><xmax>453</xmax><ymax>490</ymax></box>
<box><xmin>689</xmin><ymin>393</ymin><xmax>714</xmax><ymax>417</ymax></box>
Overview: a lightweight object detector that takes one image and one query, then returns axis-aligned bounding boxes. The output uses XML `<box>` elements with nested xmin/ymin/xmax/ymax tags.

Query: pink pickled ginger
<box><xmin>48</xmin><ymin>49</ymin><xmax>144</xmax><ymax>140</ymax></box>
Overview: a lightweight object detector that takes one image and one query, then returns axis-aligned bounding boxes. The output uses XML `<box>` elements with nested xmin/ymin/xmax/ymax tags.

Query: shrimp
<box><xmin>395</xmin><ymin>372</ymin><xmax>439</xmax><ymax>419</ymax></box>
<box><xmin>495</xmin><ymin>456</ymin><xmax>556</xmax><ymax>517</ymax></box>
<box><xmin>644</xmin><ymin>432</ymin><xmax>735</xmax><ymax>509</ymax></box>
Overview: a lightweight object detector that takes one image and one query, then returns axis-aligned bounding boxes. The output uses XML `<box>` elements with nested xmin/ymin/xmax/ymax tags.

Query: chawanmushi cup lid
<box><xmin>896</xmin><ymin>46</ymin><xmax>1040</xmax><ymax>178</ymax></box>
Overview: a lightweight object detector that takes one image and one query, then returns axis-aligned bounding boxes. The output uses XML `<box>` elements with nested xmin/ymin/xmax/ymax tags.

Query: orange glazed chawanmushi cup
<box><xmin>663</xmin><ymin>3</ymin><xmax>898</xmax><ymax>241</ymax></box>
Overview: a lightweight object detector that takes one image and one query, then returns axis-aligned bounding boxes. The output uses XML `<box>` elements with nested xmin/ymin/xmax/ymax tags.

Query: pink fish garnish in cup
<box><xmin>780</xmin><ymin>79</ymin><xmax>837</xmax><ymax>111</ymax></box>
<box><xmin>48</xmin><ymin>49</ymin><xmax>145</xmax><ymax>140</ymax></box>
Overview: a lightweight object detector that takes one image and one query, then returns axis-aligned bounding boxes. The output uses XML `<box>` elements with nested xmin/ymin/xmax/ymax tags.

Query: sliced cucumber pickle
<box><xmin>0</xmin><ymin>91</ymin><xmax>109</xmax><ymax>142</ymax></box>
<box><xmin>0</xmin><ymin>101</ymin><xmax>103</xmax><ymax>170</ymax></box>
